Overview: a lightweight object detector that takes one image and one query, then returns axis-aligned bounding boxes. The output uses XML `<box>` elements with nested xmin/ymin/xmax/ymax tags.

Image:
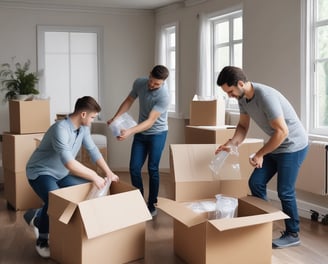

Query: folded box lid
<box><xmin>158</xmin><ymin>196</ymin><xmax>289</xmax><ymax>231</ymax></box>
<box><xmin>78</xmin><ymin>190</ymin><xmax>152</xmax><ymax>239</ymax></box>
<box><xmin>51</xmin><ymin>183</ymin><xmax>152</xmax><ymax>240</ymax></box>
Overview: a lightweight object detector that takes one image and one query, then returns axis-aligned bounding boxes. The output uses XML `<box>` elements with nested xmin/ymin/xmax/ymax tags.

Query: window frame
<box><xmin>37</xmin><ymin>25</ymin><xmax>104</xmax><ymax>121</ymax></box>
<box><xmin>303</xmin><ymin>0</ymin><xmax>328</xmax><ymax>137</ymax></box>
<box><xmin>160</xmin><ymin>22</ymin><xmax>180</xmax><ymax>118</ymax></box>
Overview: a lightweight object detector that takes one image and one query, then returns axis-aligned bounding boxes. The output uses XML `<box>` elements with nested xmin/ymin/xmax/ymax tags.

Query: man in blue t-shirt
<box><xmin>216</xmin><ymin>66</ymin><xmax>308</xmax><ymax>249</ymax></box>
<box><xmin>25</xmin><ymin>96</ymin><xmax>119</xmax><ymax>258</ymax></box>
<box><xmin>107</xmin><ymin>65</ymin><xmax>169</xmax><ymax>217</ymax></box>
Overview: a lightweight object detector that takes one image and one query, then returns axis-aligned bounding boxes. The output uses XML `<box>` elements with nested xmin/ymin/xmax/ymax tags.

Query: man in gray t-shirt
<box><xmin>216</xmin><ymin>66</ymin><xmax>308</xmax><ymax>249</ymax></box>
<box><xmin>107</xmin><ymin>65</ymin><xmax>169</xmax><ymax>217</ymax></box>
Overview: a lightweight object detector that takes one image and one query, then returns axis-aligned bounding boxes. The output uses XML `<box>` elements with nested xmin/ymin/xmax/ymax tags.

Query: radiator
<box><xmin>296</xmin><ymin>141</ymin><xmax>328</xmax><ymax>195</ymax></box>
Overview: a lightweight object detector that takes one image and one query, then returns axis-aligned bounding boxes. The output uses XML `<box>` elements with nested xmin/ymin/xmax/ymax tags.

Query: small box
<box><xmin>3</xmin><ymin>169</ymin><xmax>43</xmax><ymax>210</ymax></box>
<box><xmin>9</xmin><ymin>99</ymin><xmax>50</xmax><ymax>134</ymax></box>
<box><xmin>2</xmin><ymin>133</ymin><xmax>44</xmax><ymax>172</ymax></box>
<box><xmin>169</xmin><ymin>139</ymin><xmax>264</xmax><ymax>202</ymax></box>
<box><xmin>190</xmin><ymin>95</ymin><xmax>225</xmax><ymax>126</ymax></box>
<box><xmin>48</xmin><ymin>181</ymin><xmax>152</xmax><ymax>264</ymax></box>
<box><xmin>157</xmin><ymin>196</ymin><xmax>288</xmax><ymax>264</ymax></box>
<box><xmin>185</xmin><ymin>125</ymin><xmax>236</xmax><ymax>144</ymax></box>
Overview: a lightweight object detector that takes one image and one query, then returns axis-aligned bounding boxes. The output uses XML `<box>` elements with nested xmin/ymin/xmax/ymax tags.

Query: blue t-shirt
<box><xmin>26</xmin><ymin>118</ymin><xmax>102</xmax><ymax>180</ymax></box>
<box><xmin>238</xmin><ymin>82</ymin><xmax>308</xmax><ymax>153</ymax></box>
<box><xmin>129</xmin><ymin>77</ymin><xmax>169</xmax><ymax>135</ymax></box>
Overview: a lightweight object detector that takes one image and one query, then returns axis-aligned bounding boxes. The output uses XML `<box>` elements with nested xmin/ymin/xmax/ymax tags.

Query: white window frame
<box><xmin>198</xmin><ymin>6</ymin><xmax>242</xmax><ymax>110</ymax></box>
<box><xmin>37</xmin><ymin>25</ymin><xmax>103</xmax><ymax>122</ymax></box>
<box><xmin>160</xmin><ymin>22</ymin><xmax>180</xmax><ymax>118</ymax></box>
<box><xmin>303</xmin><ymin>0</ymin><xmax>328</xmax><ymax>137</ymax></box>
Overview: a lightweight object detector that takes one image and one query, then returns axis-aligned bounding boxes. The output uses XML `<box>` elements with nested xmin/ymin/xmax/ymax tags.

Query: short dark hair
<box><xmin>74</xmin><ymin>96</ymin><xmax>101</xmax><ymax>113</ymax></box>
<box><xmin>217</xmin><ymin>66</ymin><xmax>248</xmax><ymax>86</ymax></box>
<box><xmin>150</xmin><ymin>65</ymin><xmax>169</xmax><ymax>80</ymax></box>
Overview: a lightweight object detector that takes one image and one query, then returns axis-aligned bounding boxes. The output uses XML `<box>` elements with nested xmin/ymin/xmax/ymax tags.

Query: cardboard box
<box><xmin>3</xmin><ymin>169</ymin><xmax>43</xmax><ymax>210</ymax></box>
<box><xmin>48</xmin><ymin>181</ymin><xmax>152</xmax><ymax>264</ymax></box>
<box><xmin>157</xmin><ymin>196</ymin><xmax>288</xmax><ymax>264</ymax></box>
<box><xmin>185</xmin><ymin>125</ymin><xmax>236</xmax><ymax>144</ymax></box>
<box><xmin>169</xmin><ymin>139</ymin><xmax>264</xmax><ymax>201</ymax></box>
<box><xmin>190</xmin><ymin>95</ymin><xmax>225</xmax><ymax>126</ymax></box>
<box><xmin>2</xmin><ymin>133</ymin><xmax>44</xmax><ymax>172</ymax></box>
<box><xmin>9</xmin><ymin>99</ymin><xmax>50</xmax><ymax>134</ymax></box>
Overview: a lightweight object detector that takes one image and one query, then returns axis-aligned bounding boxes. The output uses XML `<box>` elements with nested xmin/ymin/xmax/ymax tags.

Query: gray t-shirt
<box><xmin>129</xmin><ymin>77</ymin><xmax>169</xmax><ymax>135</ymax></box>
<box><xmin>238</xmin><ymin>82</ymin><xmax>308</xmax><ymax>153</ymax></box>
<box><xmin>26</xmin><ymin>118</ymin><xmax>102</xmax><ymax>180</ymax></box>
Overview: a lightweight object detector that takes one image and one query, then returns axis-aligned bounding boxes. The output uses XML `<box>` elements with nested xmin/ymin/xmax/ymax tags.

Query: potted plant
<box><xmin>0</xmin><ymin>58</ymin><xmax>39</xmax><ymax>102</ymax></box>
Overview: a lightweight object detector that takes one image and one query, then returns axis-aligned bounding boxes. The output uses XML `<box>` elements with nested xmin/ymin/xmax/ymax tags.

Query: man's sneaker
<box><xmin>36</xmin><ymin>238</ymin><xmax>50</xmax><ymax>258</ymax></box>
<box><xmin>272</xmin><ymin>231</ymin><xmax>301</xmax><ymax>248</ymax></box>
<box><xmin>23</xmin><ymin>209</ymin><xmax>40</xmax><ymax>238</ymax></box>
<box><xmin>150</xmin><ymin>208</ymin><xmax>158</xmax><ymax>217</ymax></box>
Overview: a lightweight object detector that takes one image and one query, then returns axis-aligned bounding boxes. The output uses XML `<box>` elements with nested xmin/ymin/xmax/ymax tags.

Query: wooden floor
<box><xmin>0</xmin><ymin>172</ymin><xmax>327</xmax><ymax>264</ymax></box>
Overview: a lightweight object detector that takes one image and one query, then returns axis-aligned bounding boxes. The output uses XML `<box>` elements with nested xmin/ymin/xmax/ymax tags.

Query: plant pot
<box><xmin>15</xmin><ymin>94</ymin><xmax>34</xmax><ymax>101</ymax></box>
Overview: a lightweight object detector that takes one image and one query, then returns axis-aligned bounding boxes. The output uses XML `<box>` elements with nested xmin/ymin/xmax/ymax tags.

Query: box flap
<box><xmin>170</xmin><ymin>144</ymin><xmax>216</xmax><ymax>182</ymax></box>
<box><xmin>59</xmin><ymin>202</ymin><xmax>78</xmax><ymax>224</ymax></box>
<box><xmin>208</xmin><ymin>210</ymin><xmax>288</xmax><ymax>231</ymax></box>
<box><xmin>79</xmin><ymin>189</ymin><xmax>152</xmax><ymax>239</ymax></box>
<box><xmin>157</xmin><ymin>197</ymin><xmax>206</xmax><ymax>227</ymax></box>
<box><xmin>240</xmin><ymin>196</ymin><xmax>286</xmax><ymax>213</ymax></box>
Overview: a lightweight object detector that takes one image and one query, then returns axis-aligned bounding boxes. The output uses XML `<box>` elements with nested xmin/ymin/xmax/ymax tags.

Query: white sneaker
<box><xmin>24</xmin><ymin>209</ymin><xmax>40</xmax><ymax>238</ymax></box>
<box><xmin>36</xmin><ymin>239</ymin><xmax>50</xmax><ymax>258</ymax></box>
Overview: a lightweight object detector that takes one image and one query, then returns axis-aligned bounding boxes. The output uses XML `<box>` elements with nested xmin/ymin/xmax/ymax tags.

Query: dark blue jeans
<box><xmin>248</xmin><ymin>146</ymin><xmax>308</xmax><ymax>233</ymax></box>
<box><xmin>29</xmin><ymin>175</ymin><xmax>89</xmax><ymax>236</ymax></box>
<box><xmin>129</xmin><ymin>131</ymin><xmax>168</xmax><ymax>211</ymax></box>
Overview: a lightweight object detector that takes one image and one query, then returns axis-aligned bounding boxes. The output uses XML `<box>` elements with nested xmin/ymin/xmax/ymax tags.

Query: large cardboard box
<box><xmin>185</xmin><ymin>125</ymin><xmax>236</xmax><ymax>144</ymax></box>
<box><xmin>2</xmin><ymin>133</ymin><xmax>44</xmax><ymax>172</ymax></box>
<box><xmin>158</xmin><ymin>196</ymin><xmax>288</xmax><ymax>264</ymax></box>
<box><xmin>190</xmin><ymin>95</ymin><xmax>225</xmax><ymax>126</ymax></box>
<box><xmin>3</xmin><ymin>169</ymin><xmax>43</xmax><ymax>210</ymax></box>
<box><xmin>169</xmin><ymin>139</ymin><xmax>264</xmax><ymax>201</ymax></box>
<box><xmin>9</xmin><ymin>99</ymin><xmax>50</xmax><ymax>134</ymax></box>
<box><xmin>48</xmin><ymin>181</ymin><xmax>152</xmax><ymax>264</ymax></box>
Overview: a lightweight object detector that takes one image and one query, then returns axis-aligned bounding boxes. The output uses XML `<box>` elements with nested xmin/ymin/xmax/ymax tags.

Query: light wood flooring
<box><xmin>0</xmin><ymin>172</ymin><xmax>327</xmax><ymax>264</ymax></box>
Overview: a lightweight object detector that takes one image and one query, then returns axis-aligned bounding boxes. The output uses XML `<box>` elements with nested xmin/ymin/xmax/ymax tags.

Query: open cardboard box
<box><xmin>157</xmin><ymin>196</ymin><xmax>288</xmax><ymax>264</ymax></box>
<box><xmin>169</xmin><ymin>139</ymin><xmax>264</xmax><ymax>201</ymax></box>
<box><xmin>48</xmin><ymin>181</ymin><xmax>152</xmax><ymax>264</ymax></box>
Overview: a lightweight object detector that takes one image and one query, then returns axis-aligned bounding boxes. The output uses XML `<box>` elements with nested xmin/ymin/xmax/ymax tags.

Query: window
<box><xmin>199</xmin><ymin>8</ymin><xmax>242</xmax><ymax>109</ymax></box>
<box><xmin>305</xmin><ymin>0</ymin><xmax>328</xmax><ymax>135</ymax></box>
<box><xmin>37</xmin><ymin>26</ymin><xmax>102</xmax><ymax>122</ymax></box>
<box><xmin>160</xmin><ymin>23</ymin><xmax>179</xmax><ymax>115</ymax></box>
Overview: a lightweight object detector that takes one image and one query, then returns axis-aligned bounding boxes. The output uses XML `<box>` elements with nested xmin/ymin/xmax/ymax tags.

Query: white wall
<box><xmin>0</xmin><ymin>4</ymin><xmax>155</xmax><ymax>170</ymax></box>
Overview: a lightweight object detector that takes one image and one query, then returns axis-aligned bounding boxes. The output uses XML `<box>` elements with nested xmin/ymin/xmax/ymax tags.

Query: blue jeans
<box><xmin>129</xmin><ymin>131</ymin><xmax>168</xmax><ymax>211</ymax></box>
<box><xmin>248</xmin><ymin>146</ymin><xmax>308</xmax><ymax>233</ymax></box>
<box><xmin>29</xmin><ymin>175</ymin><xmax>89</xmax><ymax>236</ymax></box>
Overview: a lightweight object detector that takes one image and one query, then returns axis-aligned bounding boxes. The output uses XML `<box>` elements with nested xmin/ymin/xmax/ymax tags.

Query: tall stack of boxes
<box><xmin>2</xmin><ymin>99</ymin><xmax>50</xmax><ymax>210</ymax></box>
<box><xmin>185</xmin><ymin>95</ymin><xmax>236</xmax><ymax>144</ymax></box>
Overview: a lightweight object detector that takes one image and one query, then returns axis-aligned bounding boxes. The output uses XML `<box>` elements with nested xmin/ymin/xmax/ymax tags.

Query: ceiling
<box><xmin>0</xmin><ymin>0</ymin><xmax>186</xmax><ymax>9</ymax></box>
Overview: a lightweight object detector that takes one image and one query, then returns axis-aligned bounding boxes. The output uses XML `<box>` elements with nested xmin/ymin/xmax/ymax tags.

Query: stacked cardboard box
<box><xmin>48</xmin><ymin>181</ymin><xmax>152</xmax><ymax>264</ymax></box>
<box><xmin>187</xmin><ymin>95</ymin><xmax>236</xmax><ymax>143</ymax></box>
<box><xmin>189</xmin><ymin>95</ymin><xmax>226</xmax><ymax>126</ymax></box>
<box><xmin>158</xmin><ymin>141</ymin><xmax>288</xmax><ymax>264</ymax></box>
<box><xmin>2</xmin><ymin>99</ymin><xmax>50</xmax><ymax>210</ymax></box>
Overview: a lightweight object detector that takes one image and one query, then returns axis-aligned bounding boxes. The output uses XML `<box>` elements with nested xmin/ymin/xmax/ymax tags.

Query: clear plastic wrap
<box><xmin>109</xmin><ymin>113</ymin><xmax>137</xmax><ymax>137</ymax></box>
<box><xmin>85</xmin><ymin>179</ymin><xmax>111</xmax><ymax>200</ymax></box>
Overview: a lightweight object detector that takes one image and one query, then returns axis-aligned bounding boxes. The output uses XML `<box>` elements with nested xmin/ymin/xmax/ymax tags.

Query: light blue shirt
<box><xmin>129</xmin><ymin>77</ymin><xmax>169</xmax><ymax>135</ymax></box>
<box><xmin>26</xmin><ymin>118</ymin><xmax>102</xmax><ymax>180</ymax></box>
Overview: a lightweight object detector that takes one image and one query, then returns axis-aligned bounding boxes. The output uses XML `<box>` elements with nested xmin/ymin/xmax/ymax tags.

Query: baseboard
<box><xmin>267</xmin><ymin>189</ymin><xmax>328</xmax><ymax>220</ymax></box>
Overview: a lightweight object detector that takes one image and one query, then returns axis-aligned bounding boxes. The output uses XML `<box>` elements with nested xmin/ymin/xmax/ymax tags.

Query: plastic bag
<box><xmin>85</xmin><ymin>179</ymin><xmax>111</xmax><ymax>200</ymax></box>
<box><xmin>209</xmin><ymin>145</ymin><xmax>239</xmax><ymax>177</ymax></box>
<box><xmin>215</xmin><ymin>194</ymin><xmax>238</xmax><ymax>219</ymax></box>
<box><xmin>109</xmin><ymin>113</ymin><xmax>137</xmax><ymax>137</ymax></box>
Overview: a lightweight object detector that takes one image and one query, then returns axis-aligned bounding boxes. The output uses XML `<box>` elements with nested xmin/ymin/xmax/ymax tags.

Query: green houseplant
<box><xmin>0</xmin><ymin>58</ymin><xmax>39</xmax><ymax>102</ymax></box>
